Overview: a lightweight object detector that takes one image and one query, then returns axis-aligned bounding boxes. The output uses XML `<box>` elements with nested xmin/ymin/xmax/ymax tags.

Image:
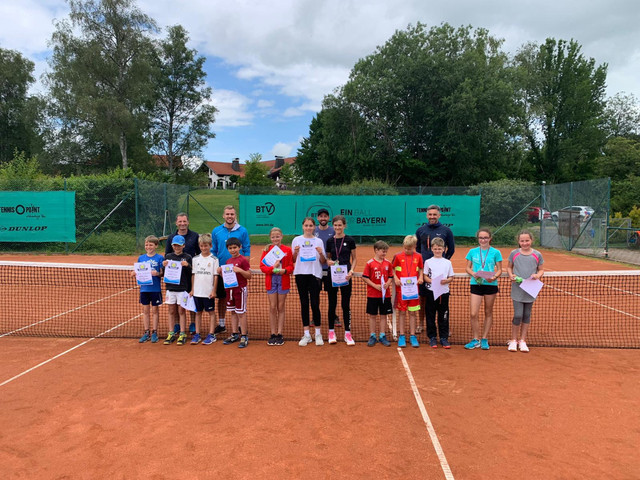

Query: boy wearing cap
<box><xmin>162</xmin><ymin>235</ymin><xmax>193</xmax><ymax>345</ymax></box>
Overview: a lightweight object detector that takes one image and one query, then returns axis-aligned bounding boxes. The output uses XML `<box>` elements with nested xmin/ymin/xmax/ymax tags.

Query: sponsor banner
<box><xmin>0</xmin><ymin>191</ymin><xmax>76</xmax><ymax>242</ymax></box>
<box><xmin>240</xmin><ymin>195</ymin><xmax>480</xmax><ymax>236</ymax></box>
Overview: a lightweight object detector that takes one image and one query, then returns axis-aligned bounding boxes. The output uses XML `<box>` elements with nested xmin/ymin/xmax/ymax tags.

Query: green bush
<box><xmin>467</xmin><ymin>179</ymin><xmax>539</xmax><ymax>226</ymax></box>
<box><xmin>75</xmin><ymin>231</ymin><xmax>137</xmax><ymax>254</ymax></box>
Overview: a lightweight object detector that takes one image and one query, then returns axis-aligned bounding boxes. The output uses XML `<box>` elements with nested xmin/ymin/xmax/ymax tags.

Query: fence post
<box><xmin>540</xmin><ymin>181</ymin><xmax>546</xmax><ymax>247</ymax></box>
<box><xmin>605</xmin><ymin>177</ymin><xmax>611</xmax><ymax>258</ymax></box>
<box><xmin>134</xmin><ymin>178</ymin><xmax>139</xmax><ymax>250</ymax></box>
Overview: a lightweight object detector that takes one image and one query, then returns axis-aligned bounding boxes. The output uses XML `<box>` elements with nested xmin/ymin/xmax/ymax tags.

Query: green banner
<box><xmin>240</xmin><ymin>195</ymin><xmax>480</xmax><ymax>236</ymax></box>
<box><xmin>0</xmin><ymin>191</ymin><xmax>76</xmax><ymax>242</ymax></box>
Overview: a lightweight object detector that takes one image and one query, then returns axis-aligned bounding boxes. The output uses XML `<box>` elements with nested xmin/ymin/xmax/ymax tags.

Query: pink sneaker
<box><xmin>328</xmin><ymin>330</ymin><xmax>337</xmax><ymax>344</ymax></box>
<box><xmin>344</xmin><ymin>332</ymin><xmax>355</xmax><ymax>346</ymax></box>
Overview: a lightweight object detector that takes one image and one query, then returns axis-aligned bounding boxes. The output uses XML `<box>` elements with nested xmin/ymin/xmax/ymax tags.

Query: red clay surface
<box><xmin>1</xmin><ymin>338</ymin><xmax>638</xmax><ymax>479</ymax></box>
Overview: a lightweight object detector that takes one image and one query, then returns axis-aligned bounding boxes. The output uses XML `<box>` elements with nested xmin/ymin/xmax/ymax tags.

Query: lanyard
<box><xmin>479</xmin><ymin>248</ymin><xmax>489</xmax><ymax>270</ymax></box>
<box><xmin>334</xmin><ymin>236</ymin><xmax>345</xmax><ymax>262</ymax></box>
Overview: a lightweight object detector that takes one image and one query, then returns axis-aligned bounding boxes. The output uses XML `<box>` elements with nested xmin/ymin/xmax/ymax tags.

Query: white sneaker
<box><xmin>344</xmin><ymin>332</ymin><xmax>355</xmax><ymax>346</ymax></box>
<box><xmin>518</xmin><ymin>340</ymin><xmax>529</xmax><ymax>353</ymax></box>
<box><xmin>315</xmin><ymin>333</ymin><xmax>324</xmax><ymax>346</ymax></box>
<box><xmin>328</xmin><ymin>330</ymin><xmax>337</xmax><ymax>344</ymax></box>
<box><xmin>507</xmin><ymin>340</ymin><xmax>518</xmax><ymax>352</ymax></box>
<box><xmin>299</xmin><ymin>335</ymin><xmax>312</xmax><ymax>347</ymax></box>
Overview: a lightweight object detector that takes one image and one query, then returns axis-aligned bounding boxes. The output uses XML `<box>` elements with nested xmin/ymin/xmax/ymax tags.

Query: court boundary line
<box><xmin>397</xmin><ymin>348</ymin><xmax>455</xmax><ymax>480</ymax></box>
<box><xmin>0</xmin><ymin>314</ymin><xmax>140</xmax><ymax>388</ymax></box>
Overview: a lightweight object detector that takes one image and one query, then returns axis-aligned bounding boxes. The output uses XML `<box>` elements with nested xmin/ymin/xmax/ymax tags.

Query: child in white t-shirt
<box><xmin>423</xmin><ymin>237</ymin><xmax>455</xmax><ymax>349</ymax></box>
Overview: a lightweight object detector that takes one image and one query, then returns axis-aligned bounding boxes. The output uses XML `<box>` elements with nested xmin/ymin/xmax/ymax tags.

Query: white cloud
<box><xmin>270</xmin><ymin>142</ymin><xmax>297</xmax><ymax>157</ymax></box>
<box><xmin>256</xmin><ymin>99</ymin><xmax>274</xmax><ymax>108</ymax></box>
<box><xmin>210</xmin><ymin>89</ymin><xmax>254</xmax><ymax>127</ymax></box>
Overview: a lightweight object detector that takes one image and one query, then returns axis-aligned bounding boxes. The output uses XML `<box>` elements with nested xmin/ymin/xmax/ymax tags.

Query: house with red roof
<box><xmin>205</xmin><ymin>156</ymin><xmax>295</xmax><ymax>189</ymax></box>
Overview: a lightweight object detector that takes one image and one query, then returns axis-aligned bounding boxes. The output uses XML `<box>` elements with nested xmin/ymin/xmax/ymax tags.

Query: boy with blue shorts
<box><xmin>133</xmin><ymin>235</ymin><xmax>164</xmax><ymax>343</ymax></box>
<box><xmin>190</xmin><ymin>233</ymin><xmax>219</xmax><ymax>345</ymax></box>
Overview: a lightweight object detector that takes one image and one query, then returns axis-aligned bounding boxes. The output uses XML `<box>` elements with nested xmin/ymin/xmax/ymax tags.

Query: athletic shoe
<box><xmin>151</xmin><ymin>332</ymin><xmax>159</xmax><ymax>343</ymax></box>
<box><xmin>315</xmin><ymin>333</ymin><xmax>324</xmax><ymax>346</ymax></box>
<box><xmin>379</xmin><ymin>334</ymin><xmax>391</xmax><ymax>347</ymax></box>
<box><xmin>267</xmin><ymin>334</ymin><xmax>277</xmax><ymax>345</ymax></box>
<box><xmin>518</xmin><ymin>340</ymin><xmax>530</xmax><ymax>353</ymax></box>
<box><xmin>223</xmin><ymin>333</ymin><xmax>240</xmax><ymax>345</ymax></box>
<box><xmin>190</xmin><ymin>333</ymin><xmax>201</xmax><ymax>345</ymax></box>
<box><xmin>464</xmin><ymin>338</ymin><xmax>481</xmax><ymax>349</ymax></box>
<box><xmin>173</xmin><ymin>323</ymin><xmax>180</xmax><ymax>335</ymax></box>
<box><xmin>177</xmin><ymin>332</ymin><xmax>187</xmax><ymax>345</ymax></box>
<box><xmin>334</xmin><ymin>317</ymin><xmax>342</xmax><ymax>327</ymax></box>
<box><xmin>344</xmin><ymin>332</ymin><xmax>355</xmax><ymax>346</ymax></box>
<box><xmin>508</xmin><ymin>340</ymin><xmax>518</xmax><ymax>352</ymax></box>
<box><xmin>367</xmin><ymin>335</ymin><xmax>377</xmax><ymax>347</ymax></box>
<box><xmin>429</xmin><ymin>337</ymin><xmax>438</xmax><ymax>348</ymax></box>
<box><xmin>163</xmin><ymin>332</ymin><xmax>176</xmax><ymax>345</ymax></box>
<box><xmin>410</xmin><ymin>335</ymin><xmax>419</xmax><ymax>348</ymax></box>
<box><xmin>398</xmin><ymin>335</ymin><xmax>407</xmax><ymax>348</ymax></box>
<box><xmin>440</xmin><ymin>338</ymin><xmax>451</xmax><ymax>349</ymax></box>
<box><xmin>239</xmin><ymin>336</ymin><xmax>249</xmax><ymax>348</ymax></box>
<box><xmin>328</xmin><ymin>331</ymin><xmax>337</xmax><ymax>344</ymax></box>
<box><xmin>275</xmin><ymin>334</ymin><xmax>285</xmax><ymax>346</ymax></box>
<box><xmin>299</xmin><ymin>335</ymin><xmax>313</xmax><ymax>347</ymax></box>
<box><xmin>480</xmin><ymin>338</ymin><xmax>490</xmax><ymax>350</ymax></box>
<box><xmin>203</xmin><ymin>334</ymin><xmax>217</xmax><ymax>345</ymax></box>
<box><xmin>139</xmin><ymin>332</ymin><xmax>150</xmax><ymax>343</ymax></box>
<box><xmin>189</xmin><ymin>322</ymin><xmax>196</xmax><ymax>334</ymax></box>
<box><xmin>214</xmin><ymin>325</ymin><xmax>226</xmax><ymax>334</ymax></box>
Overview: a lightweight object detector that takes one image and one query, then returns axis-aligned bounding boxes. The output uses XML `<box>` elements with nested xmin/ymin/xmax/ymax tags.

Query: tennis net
<box><xmin>1</xmin><ymin>261</ymin><xmax>638</xmax><ymax>348</ymax></box>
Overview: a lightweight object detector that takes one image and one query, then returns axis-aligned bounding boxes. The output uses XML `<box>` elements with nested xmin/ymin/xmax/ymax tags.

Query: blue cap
<box><xmin>171</xmin><ymin>235</ymin><xmax>185</xmax><ymax>246</ymax></box>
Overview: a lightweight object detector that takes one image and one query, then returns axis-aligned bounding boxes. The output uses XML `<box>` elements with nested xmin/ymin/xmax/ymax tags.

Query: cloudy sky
<box><xmin>1</xmin><ymin>0</ymin><xmax>639</xmax><ymax>163</ymax></box>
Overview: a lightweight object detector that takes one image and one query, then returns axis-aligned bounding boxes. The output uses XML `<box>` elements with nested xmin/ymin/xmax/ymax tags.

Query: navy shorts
<box><xmin>194</xmin><ymin>296</ymin><xmax>215</xmax><ymax>312</ymax></box>
<box><xmin>366</xmin><ymin>297</ymin><xmax>393</xmax><ymax>316</ymax></box>
<box><xmin>140</xmin><ymin>291</ymin><xmax>162</xmax><ymax>306</ymax></box>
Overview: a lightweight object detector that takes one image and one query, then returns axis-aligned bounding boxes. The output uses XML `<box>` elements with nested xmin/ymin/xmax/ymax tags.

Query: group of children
<box><xmin>134</xmin><ymin>215</ymin><xmax>544</xmax><ymax>352</ymax></box>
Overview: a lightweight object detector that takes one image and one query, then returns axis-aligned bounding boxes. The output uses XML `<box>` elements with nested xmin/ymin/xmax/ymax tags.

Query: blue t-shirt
<box><xmin>465</xmin><ymin>247</ymin><xmax>502</xmax><ymax>286</ymax></box>
<box><xmin>137</xmin><ymin>253</ymin><xmax>164</xmax><ymax>292</ymax></box>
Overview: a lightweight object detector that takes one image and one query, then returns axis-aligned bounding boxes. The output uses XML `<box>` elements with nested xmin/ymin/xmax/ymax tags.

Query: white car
<box><xmin>551</xmin><ymin>206</ymin><xmax>594</xmax><ymax>222</ymax></box>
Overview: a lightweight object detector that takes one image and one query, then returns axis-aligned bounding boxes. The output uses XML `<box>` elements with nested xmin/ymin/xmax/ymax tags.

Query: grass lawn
<box><xmin>186</xmin><ymin>189</ymin><xmax>238</xmax><ymax>233</ymax></box>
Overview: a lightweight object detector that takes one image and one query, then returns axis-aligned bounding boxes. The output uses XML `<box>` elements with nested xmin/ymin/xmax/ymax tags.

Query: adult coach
<box><xmin>314</xmin><ymin>208</ymin><xmax>337</xmax><ymax>325</ymax></box>
<box><xmin>211</xmin><ymin>205</ymin><xmax>251</xmax><ymax>333</ymax></box>
<box><xmin>416</xmin><ymin>205</ymin><xmax>455</xmax><ymax>332</ymax></box>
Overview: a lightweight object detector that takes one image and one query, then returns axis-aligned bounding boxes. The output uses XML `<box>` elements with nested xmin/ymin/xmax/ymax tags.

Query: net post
<box><xmin>134</xmin><ymin>178</ymin><xmax>139</xmax><ymax>250</ymax></box>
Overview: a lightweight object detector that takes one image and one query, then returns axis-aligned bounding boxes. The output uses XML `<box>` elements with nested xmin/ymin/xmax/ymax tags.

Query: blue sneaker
<box><xmin>138</xmin><ymin>332</ymin><xmax>150</xmax><ymax>343</ymax></box>
<box><xmin>151</xmin><ymin>331</ymin><xmax>159</xmax><ymax>343</ymax></box>
<box><xmin>189</xmin><ymin>322</ymin><xmax>196</xmax><ymax>334</ymax></box>
<box><xmin>190</xmin><ymin>333</ymin><xmax>201</xmax><ymax>345</ymax></box>
<box><xmin>173</xmin><ymin>323</ymin><xmax>180</xmax><ymax>335</ymax></box>
<box><xmin>410</xmin><ymin>335</ymin><xmax>419</xmax><ymax>348</ymax></box>
<box><xmin>440</xmin><ymin>338</ymin><xmax>451</xmax><ymax>349</ymax></box>
<box><xmin>429</xmin><ymin>337</ymin><xmax>438</xmax><ymax>348</ymax></box>
<box><xmin>367</xmin><ymin>335</ymin><xmax>377</xmax><ymax>347</ymax></box>
<box><xmin>379</xmin><ymin>334</ymin><xmax>391</xmax><ymax>347</ymax></box>
<box><xmin>398</xmin><ymin>335</ymin><xmax>406</xmax><ymax>348</ymax></box>
<box><xmin>464</xmin><ymin>338</ymin><xmax>481</xmax><ymax>349</ymax></box>
<box><xmin>481</xmin><ymin>338</ymin><xmax>490</xmax><ymax>350</ymax></box>
<box><xmin>238</xmin><ymin>336</ymin><xmax>249</xmax><ymax>348</ymax></box>
<box><xmin>203</xmin><ymin>333</ymin><xmax>217</xmax><ymax>345</ymax></box>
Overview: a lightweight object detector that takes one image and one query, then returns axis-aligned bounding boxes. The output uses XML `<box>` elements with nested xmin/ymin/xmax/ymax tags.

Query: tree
<box><xmin>0</xmin><ymin>48</ymin><xmax>43</xmax><ymax>163</ymax></box>
<box><xmin>603</xmin><ymin>93</ymin><xmax>640</xmax><ymax>139</ymax></box>
<box><xmin>46</xmin><ymin>0</ymin><xmax>158</xmax><ymax>170</ymax></box>
<box><xmin>150</xmin><ymin>25</ymin><xmax>217</xmax><ymax>171</ymax></box>
<box><xmin>237</xmin><ymin>153</ymin><xmax>274</xmax><ymax>187</ymax></box>
<box><xmin>514</xmin><ymin>39</ymin><xmax>608</xmax><ymax>182</ymax></box>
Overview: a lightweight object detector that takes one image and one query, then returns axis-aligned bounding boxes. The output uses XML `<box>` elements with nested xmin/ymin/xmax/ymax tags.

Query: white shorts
<box><xmin>165</xmin><ymin>290</ymin><xmax>186</xmax><ymax>305</ymax></box>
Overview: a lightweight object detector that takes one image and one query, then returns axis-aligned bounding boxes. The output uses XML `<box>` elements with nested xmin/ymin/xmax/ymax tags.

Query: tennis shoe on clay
<box><xmin>177</xmin><ymin>333</ymin><xmax>187</xmax><ymax>345</ymax></box>
<box><xmin>315</xmin><ymin>333</ymin><xmax>324</xmax><ymax>346</ymax></box>
<box><xmin>164</xmin><ymin>332</ymin><xmax>176</xmax><ymax>345</ymax></box>
<box><xmin>151</xmin><ymin>331</ymin><xmax>159</xmax><ymax>343</ymax></box>
<box><xmin>275</xmin><ymin>334</ymin><xmax>285</xmax><ymax>346</ymax></box>
<box><xmin>190</xmin><ymin>333</ymin><xmax>201</xmax><ymax>345</ymax></box>
<box><xmin>410</xmin><ymin>335</ymin><xmax>419</xmax><ymax>348</ymax></box>
<box><xmin>464</xmin><ymin>338</ymin><xmax>481</xmax><ymax>349</ymax></box>
<box><xmin>440</xmin><ymin>338</ymin><xmax>451</xmax><ymax>349</ymax></box>
<box><xmin>202</xmin><ymin>333</ymin><xmax>216</xmax><ymax>345</ymax></box>
<box><xmin>238</xmin><ymin>336</ymin><xmax>249</xmax><ymax>348</ymax></box>
<box><xmin>139</xmin><ymin>332</ymin><xmax>150</xmax><ymax>343</ymax></box>
<box><xmin>267</xmin><ymin>334</ymin><xmax>277</xmax><ymax>346</ymax></box>
<box><xmin>223</xmin><ymin>333</ymin><xmax>240</xmax><ymax>344</ymax></box>
<box><xmin>398</xmin><ymin>335</ymin><xmax>407</xmax><ymax>348</ymax></box>
<box><xmin>344</xmin><ymin>332</ymin><xmax>355</xmax><ymax>346</ymax></box>
<box><xmin>429</xmin><ymin>337</ymin><xmax>438</xmax><ymax>348</ymax></box>
<box><xmin>367</xmin><ymin>334</ymin><xmax>377</xmax><ymax>347</ymax></box>
<box><xmin>480</xmin><ymin>338</ymin><xmax>490</xmax><ymax>350</ymax></box>
<box><xmin>299</xmin><ymin>335</ymin><xmax>313</xmax><ymax>347</ymax></box>
<box><xmin>328</xmin><ymin>330</ymin><xmax>337</xmax><ymax>344</ymax></box>
<box><xmin>379</xmin><ymin>334</ymin><xmax>391</xmax><ymax>347</ymax></box>
<box><xmin>508</xmin><ymin>340</ymin><xmax>518</xmax><ymax>352</ymax></box>
<box><xmin>214</xmin><ymin>325</ymin><xmax>226</xmax><ymax>334</ymax></box>
<box><xmin>518</xmin><ymin>340</ymin><xmax>529</xmax><ymax>353</ymax></box>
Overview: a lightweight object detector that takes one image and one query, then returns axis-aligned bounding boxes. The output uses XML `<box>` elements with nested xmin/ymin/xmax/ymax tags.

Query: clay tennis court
<box><xmin>1</xmin><ymin>248</ymin><xmax>639</xmax><ymax>478</ymax></box>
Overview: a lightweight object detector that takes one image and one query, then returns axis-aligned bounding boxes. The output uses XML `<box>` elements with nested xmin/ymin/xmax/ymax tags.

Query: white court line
<box><xmin>397</xmin><ymin>348</ymin><xmax>455</xmax><ymax>480</ymax></box>
<box><xmin>546</xmin><ymin>284</ymin><xmax>640</xmax><ymax>321</ymax></box>
<box><xmin>0</xmin><ymin>287</ymin><xmax>137</xmax><ymax>338</ymax></box>
<box><xmin>0</xmin><ymin>314</ymin><xmax>140</xmax><ymax>388</ymax></box>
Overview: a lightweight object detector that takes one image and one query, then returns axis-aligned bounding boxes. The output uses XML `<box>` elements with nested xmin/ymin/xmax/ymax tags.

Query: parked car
<box><xmin>527</xmin><ymin>207</ymin><xmax>551</xmax><ymax>222</ymax></box>
<box><xmin>551</xmin><ymin>206</ymin><xmax>594</xmax><ymax>222</ymax></box>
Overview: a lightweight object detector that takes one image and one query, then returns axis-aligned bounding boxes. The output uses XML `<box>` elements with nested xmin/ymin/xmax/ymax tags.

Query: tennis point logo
<box><xmin>1</xmin><ymin>204</ymin><xmax>42</xmax><ymax>215</ymax></box>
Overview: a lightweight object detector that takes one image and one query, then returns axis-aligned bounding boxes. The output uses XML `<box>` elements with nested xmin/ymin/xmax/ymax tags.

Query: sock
<box><xmin>315</xmin><ymin>328</ymin><xmax>321</xmax><ymax>336</ymax></box>
<box><xmin>304</xmin><ymin>329</ymin><xmax>311</xmax><ymax>338</ymax></box>
<box><xmin>329</xmin><ymin>329</ymin><xmax>335</xmax><ymax>333</ymax></box>
<box><xmin>370</xmin><ymin>332</ymin><xmax>376</xmax><ymax>337</ymax></box>
<box><xmin>379</xmin><ymin>332</ymin><xmax>387</xmax><ymax>338</ymax></box>
<box><xmin>219</xmin><ymin>318</ymin><xmax>225</xmax><ymax>327</ymax></box>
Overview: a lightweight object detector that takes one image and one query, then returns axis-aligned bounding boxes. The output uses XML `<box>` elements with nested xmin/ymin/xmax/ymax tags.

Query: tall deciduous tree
<box><xmin>46</xmin><ymin>0</ymin><xmax>157</xmax><ymax>170</ymax></box>
<box><xmin>603</xmin><ymin>93</ymin><xmax>640</xmax><ymax>139</ymax></box>
<box><xmin>150</xmin><ymin>25</ymin><xmax>217</xmax><ymax>171</ymax></box>
<box><xmin>514</xmin><ymin>39</ymin><xmax>607</xmax><ymax>182</ymax></box>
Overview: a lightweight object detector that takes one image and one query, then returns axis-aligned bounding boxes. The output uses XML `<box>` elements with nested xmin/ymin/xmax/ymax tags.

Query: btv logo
<box><xmin>255</xmin><ymin>202</ymin><xmax>275</xmax><ymax>215</ymax></box>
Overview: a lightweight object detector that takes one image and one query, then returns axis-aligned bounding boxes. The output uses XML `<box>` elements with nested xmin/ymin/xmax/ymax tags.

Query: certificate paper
<box><xmin>475</xmin><ymin>270</ymin><xmax>495</xmax><ymax>280</ymax></box>
<box><xmin>330</xmin><ymin>264</ymin><xmax>349</xmax><ymax>287</ymax></box>
<box><xmin>400</xmin><ymin>276</ymin><xmax>419</xmax><ymax>300</ymax></box>
<box><xmin>163</xmin><ymin>260</ymin><xmax>182</xmax><ymax>284</ymax></box>
<box><xmin>299</xmin><ymin>240</ymin><xmax>317</xmax><ymax>262</ymax></box>
<box><xmin>221</xmin><ymin>264</ymin><xmax>239</xmax><ymax>288</ymax></box>
<box><xmin>134</xmin><ymin>262</ymin><xmax>153</xmax><ymax>285</ymax></box>
<box><xmin>178</xmin><ymin>292</ymin><xmax>197</xmax><ymax>312</ymax></box>
<box><xmin>262</xmin><ymin>245</ymin><xmax>286</xmax><ymax>267</ymax></box>
<box><xmin>430</xmin><ymin>274</ymin><xmax>447</xmax><ymax>301</ymax></box>
<box><xmin>520</xmin><ymin>277</ymin><xmax>544</xmax><ymax>299</ymax></box>
<box><xmin>381</xmin><ymin>277</ymin><xmax>386</xmax><ymax>301</ymax></box>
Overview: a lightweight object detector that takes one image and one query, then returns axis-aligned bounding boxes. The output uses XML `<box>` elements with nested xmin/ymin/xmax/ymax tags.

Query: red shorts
<box><xmin>225</xmin><ymin>286</ymin><xmax>247</xmax><ymax>314</ymax></box>
<box><xmin>395</xmin><ymin>288</ymin><xmax>420</xmax><ymax>312</ymax></box>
